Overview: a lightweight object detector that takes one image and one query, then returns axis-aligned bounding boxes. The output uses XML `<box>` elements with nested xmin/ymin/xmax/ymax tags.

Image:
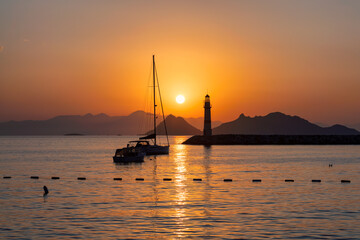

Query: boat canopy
<box><xmin>128</xmin><ymin>140</ymin><xmax>150</xmax><ymax>147</ymax></box>
<box><xmin>129</xmin><ymin>140</ymin><xmax>150</xmax><ymax>143</ymax></box>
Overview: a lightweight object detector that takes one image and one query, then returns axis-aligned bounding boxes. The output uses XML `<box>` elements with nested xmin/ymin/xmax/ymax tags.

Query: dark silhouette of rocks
<box><xmin>183</xmin><ymin>134</ymin><xmax>360</xmax><ymax>145</ymax></box>
<box><xmin>213</xmin><ymin>112</ymin><xmax>359</xmax><ymax>135</ymax></box>
<box><xmin>147</xmin><ymin>114</ymin><xmax>202</xmax><ymax>135</ymax></box>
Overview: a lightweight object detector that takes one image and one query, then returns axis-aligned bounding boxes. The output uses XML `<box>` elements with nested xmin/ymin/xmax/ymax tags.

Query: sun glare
<box><xmin>176</xmin><ymin>95</ymin><xmax>185</xmax><ymax>104</ymax></box>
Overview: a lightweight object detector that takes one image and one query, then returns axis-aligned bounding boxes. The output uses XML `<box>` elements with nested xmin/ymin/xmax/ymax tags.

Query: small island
<box><xmin>183</xmin><ymin>95</ymin><xmax>360</xmax><ymax>145</ymax></box>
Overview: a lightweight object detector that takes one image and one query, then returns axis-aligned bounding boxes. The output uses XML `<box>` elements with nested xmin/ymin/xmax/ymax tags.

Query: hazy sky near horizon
<box><xmin>0</xmin><ymin>0</ymin><xmax>359</xmax><ymax>125</ymax></box>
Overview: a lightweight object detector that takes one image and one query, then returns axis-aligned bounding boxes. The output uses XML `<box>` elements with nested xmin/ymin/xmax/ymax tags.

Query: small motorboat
<box><xmin>113</xmin><ymin>147</ymin><xmax>145</xmax><ymax>163</ymax></box>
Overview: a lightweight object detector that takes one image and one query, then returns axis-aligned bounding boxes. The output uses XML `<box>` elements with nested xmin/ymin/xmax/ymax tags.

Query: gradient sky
<box><xmin>0</xmin><ymin>0</ymin><xmax>359</xmax><ymax>125</ymax></box>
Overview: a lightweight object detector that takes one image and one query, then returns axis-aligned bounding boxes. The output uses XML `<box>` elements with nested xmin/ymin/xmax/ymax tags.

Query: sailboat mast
<box><xmin>153</xmin><ymin>55</ymin><xmax>156</xmax><ymax>145</ymax></box>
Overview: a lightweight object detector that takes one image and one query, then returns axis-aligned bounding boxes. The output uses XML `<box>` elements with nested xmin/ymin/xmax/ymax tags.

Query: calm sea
<box><xmin>0</xmin><ymin>136</ymin><xmax>359</xmax><ymax>239</ymax></box>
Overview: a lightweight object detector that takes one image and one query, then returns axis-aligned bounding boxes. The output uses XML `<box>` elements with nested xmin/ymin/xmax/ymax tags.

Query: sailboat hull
<box><xmin>142</xmin><ymin>145</ymin><xmax>169</xmax><ymax>155</ymax></box>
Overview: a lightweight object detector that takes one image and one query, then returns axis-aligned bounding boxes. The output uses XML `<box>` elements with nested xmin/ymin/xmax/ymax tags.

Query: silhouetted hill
<box><xmin>185</xmin><ymin>117</ymin><xmax>222</xmax><ymax>130</ymax></box>
<box><xmin>147</xmin><ymin>115</ymin><xmax>202</xmax><ymax>135</ymax></box>
<box><xmin>0</xmin><ymin>111</ymin><xmax>153</xmax><ymax>135</ymax></box>
<box><xmin>0</xmin><ymin>111</ymin><xmax>202</xmax><ymax>135</ymax></box>
<box><xmin>213</xmin><ymin>112</ymin><xmax>359</xmax><ymax>135</ymax></box>
<box><xmin>350</xmin><ymin>123</ymin><xmax>360</xmax><ymax>132</ymax></box>
<box><xmin>2</xmin><ymin>111</ymin><xmax>357</xmax><ymax>136</ymax></box>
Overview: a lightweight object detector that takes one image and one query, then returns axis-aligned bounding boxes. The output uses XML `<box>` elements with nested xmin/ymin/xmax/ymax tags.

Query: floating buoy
<box><xmin>312</xmin><ymin>179</ymin><xmax>321</xmax><ymax>182</ymax></box>
<box><xmin>30</xmin><ymin>176</ymin><xmax>39</xmax><ymax>179</ymax></box>
<box><xmin>341</xmin><ymin>180</ymin><xmax>351</xmax><ymax>183</ymax></box>
<box><xmin>3</xmin><ymin>176</ymin><xmax>11</xmax><ymax>179</ymax></box>
<box><xmin>193</xmin><ymin>178</ymin><xmax>202</xmax><ymax>181</ymax></box>
<box><xmin>51</xmin><ymin>177</ymin><xmax>60</xmax><ymax>180</ymax></box>
<box><xmin>43</xmin><ymin>186</ymin><xmax>49</xmax><ymax>195</ymax></box>
<box><xmin>163</xmin><ymin>178</ymin><xmax>172</xmax><ymax>181</ymax></box>
<box><xmin>285</xmin><ymin>179</ymin><xmax>294</xmax><ymax>182</ymax></box>
<box><xmin>77</xmin><ymin>177</ymin><xmax>86</xmax><ymax>180</ymax></box>
<box><xmin>223</xmin><ymin>179</ymin><xmax>233</xmax><ymax>182</ymax></box>
<box><xmin>252</xmin><ymin>179</ymin><xmax>261</xmax><ymax>182</ymax></box>
<box><xmin>113</xmin><ymin>178</ymin><xmax>122</xmax><ymax>181</ymax></box>
<box><xmin>135</xmin><ymin>178</ymin><xmax>144</xmax><ymax>181</ymax></box>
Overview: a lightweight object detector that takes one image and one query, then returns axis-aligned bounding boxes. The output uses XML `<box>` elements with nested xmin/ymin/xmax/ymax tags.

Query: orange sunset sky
<box><xmin>0</xmin><ymin>0</ymin><xmax>359</xmax><ymax>125</ymax></box>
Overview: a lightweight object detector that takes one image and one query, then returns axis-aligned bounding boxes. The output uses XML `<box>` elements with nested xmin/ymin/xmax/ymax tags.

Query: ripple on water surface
<box><xmin>0</xmin><ymin>136</ymin><xmax>359</xmax><ymax>239</ymax></box>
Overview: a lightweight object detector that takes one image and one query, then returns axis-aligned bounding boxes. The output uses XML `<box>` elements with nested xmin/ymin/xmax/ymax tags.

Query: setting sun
<box><xmin>176</xmin><ymin>95</ymin><xmax>185</xmax><ymax>104</ymax></box>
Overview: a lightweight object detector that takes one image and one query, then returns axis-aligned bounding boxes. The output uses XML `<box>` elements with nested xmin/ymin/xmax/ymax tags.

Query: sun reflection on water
<box><xmin>172</xmin><ymin>143</ymin><xmax>189</xmax><ymax>236</ymax></box>
<box><xmin>2</xmin><ymin>137</ymin><xmax>359</xmax><ymax>239</ymax></box>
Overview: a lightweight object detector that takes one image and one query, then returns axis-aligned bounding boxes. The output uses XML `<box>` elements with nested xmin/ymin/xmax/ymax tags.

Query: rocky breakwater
<box><xmin>182</xmin><ymin>134</ymin><xmax>360</xmax><ymax>145</ymax></box>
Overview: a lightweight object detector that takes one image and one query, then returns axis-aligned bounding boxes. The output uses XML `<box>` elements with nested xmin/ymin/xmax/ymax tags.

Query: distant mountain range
<box><xmin>0</xmin><ymin>111</ymin><xmax>358</xmax><ymax>135</ymax></box>
<box><xmin>0</xmin><ymin>111</ymin><xmax>204</xmax><ymax>135</ymax></box>
<box><xmin>0</xmin><ymin>111</ymin><xmax>153</xmax><ymax>135</ymax></box>
<box><xmin>147</xmin><ymin>115</ymin><xmax>202</xmax><ymax>135</ymax></box>
<box><xmin>185</xmin><ymin>117</ymin><xmax>222</xmax><ymax>130</ymax></box>
<box><xmin>213</xmin><ymin>112</ymin><xmax>359</xmax><ymax>135</ymax></box>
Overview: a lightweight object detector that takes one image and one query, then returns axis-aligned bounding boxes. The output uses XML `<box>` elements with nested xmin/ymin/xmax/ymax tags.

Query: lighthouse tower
<box><xmin>203</xmin><ymin>94</ymin><xmax>212</xmax><ymax>136</ymax></box>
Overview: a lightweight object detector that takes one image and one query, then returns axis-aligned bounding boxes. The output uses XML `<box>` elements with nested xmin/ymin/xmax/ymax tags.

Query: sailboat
<box><xmin>113</xmin><ymin>55</ymin><xmax>169</xmax><ymax>162</ymax></box>
<box><xmin>131</xmin><ymin>55</ymin><xmax>170</xmax><ymax>155</ymax></box>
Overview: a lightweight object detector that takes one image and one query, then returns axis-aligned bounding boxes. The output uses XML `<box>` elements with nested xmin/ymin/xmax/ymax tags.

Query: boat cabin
<box><xmin>128</xmin><ymin>140</ymin><xmax>151</xmax><ymax>148</ymax></box>
<box><xmin>114</xmin><ymin>147</ymin><xmax>140</xmax><ymax>157</ymax></box>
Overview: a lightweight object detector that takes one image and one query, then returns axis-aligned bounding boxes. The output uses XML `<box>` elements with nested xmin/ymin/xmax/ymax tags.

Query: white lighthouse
<box><xmin>203</xmin><ymin>94</ymin><xmax>212</xmax><ymax>136</ymax></box>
